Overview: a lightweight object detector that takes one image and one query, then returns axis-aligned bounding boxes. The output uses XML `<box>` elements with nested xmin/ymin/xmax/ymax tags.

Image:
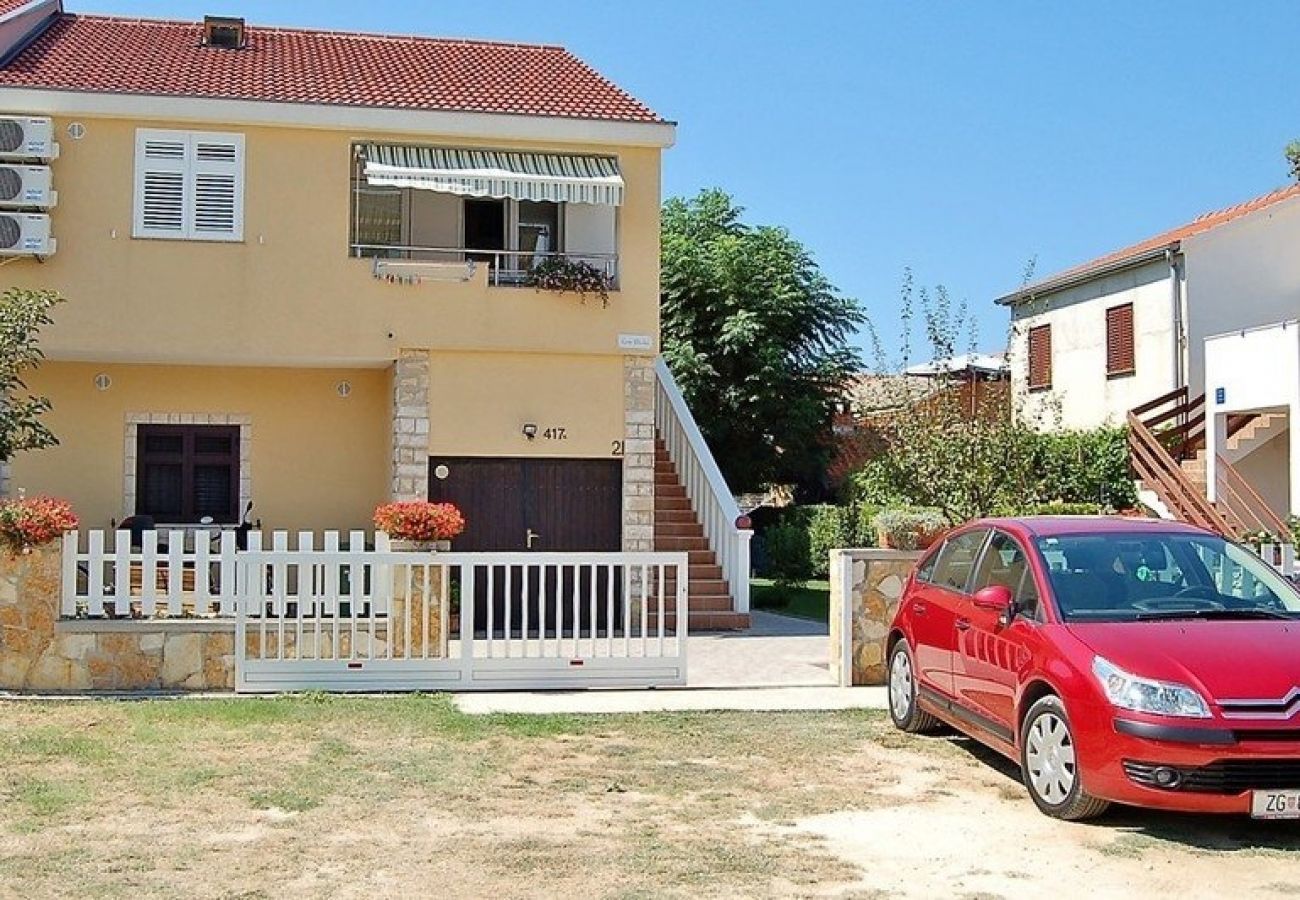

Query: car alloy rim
<box><xmin>1025</xmin><ymin>711</ymin><xmax>1077</xmax><ymax>805</ymax></box>
<box><xmin>889</xmin><ymin>649</ymin><xmax>914</xmax><ymax>721</ymax></box>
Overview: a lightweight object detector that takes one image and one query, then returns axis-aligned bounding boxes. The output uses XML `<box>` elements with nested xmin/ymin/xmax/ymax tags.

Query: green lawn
<box><xmin>750</xmin><ymin>577</ymin><xmax>831</xmax><ymax>622</ymax></box>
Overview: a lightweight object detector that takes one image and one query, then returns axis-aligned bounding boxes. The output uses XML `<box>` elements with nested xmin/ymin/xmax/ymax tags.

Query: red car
<box><xmin>887</xmin><ymin>516</ymin><xmax>1300</xmax><ymax>820</ymax></box>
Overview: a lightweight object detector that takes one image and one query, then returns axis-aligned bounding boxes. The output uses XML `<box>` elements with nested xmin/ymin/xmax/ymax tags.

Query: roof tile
<box><xmin>0</xmin><ymin>13</ymin><xmax>664</xmax><ymax>123</ymax></box>
<box><xmin>1008</xmin><ymin>182</ymin><xmax>1300</xmax><ymax>300</ymax></box>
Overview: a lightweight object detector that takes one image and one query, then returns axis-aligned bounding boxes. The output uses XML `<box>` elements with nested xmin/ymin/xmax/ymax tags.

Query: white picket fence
<box><xmin>61</xmin><ymin>529</ymin><xmax>390</xmax><ymax>620</ymax></box>
<box><xmin>235</xmin><ymin>550</ymin><xmax>691</xmax><ymax>692</ymax></box>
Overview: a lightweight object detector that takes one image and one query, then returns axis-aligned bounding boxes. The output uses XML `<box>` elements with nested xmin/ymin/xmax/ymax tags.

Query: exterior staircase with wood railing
<box><xmin>1128</xmin><ymin>387</ymin><xmax>1292</xmax><ymax>540</ymax></box>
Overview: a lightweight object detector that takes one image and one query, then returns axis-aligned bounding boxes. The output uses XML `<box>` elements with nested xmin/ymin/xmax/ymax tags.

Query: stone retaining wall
<box><xmin>0</xmin><ymin>542</ymin><xmax>237</xmax><ymax>691</ymax></box>
<box><xmin>829</xmin><ymin>549</ymin><xmax>921</xmax><ymax>686</ymax></box>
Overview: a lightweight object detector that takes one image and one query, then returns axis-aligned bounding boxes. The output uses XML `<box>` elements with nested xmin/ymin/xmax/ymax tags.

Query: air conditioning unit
<box><xmin>0</xmin><ymin>116</ymin><xmax>58</xmax><ymax>161</ymax></box>
<box><xmin>0</xmin><ymin>213</ymin><xmax>55</xmax><ymax>256</ymax></box>
<box><xmin>0</xmin><ymin>165</ymin><xmax>54</xmax><ymax>208</ymax></box>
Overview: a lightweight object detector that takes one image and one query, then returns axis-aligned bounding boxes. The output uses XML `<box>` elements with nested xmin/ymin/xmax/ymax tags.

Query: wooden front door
<box><xmin>428</xmin><ymin>458</ymin><xmax>624</xmax><ymax>635</ymax></box>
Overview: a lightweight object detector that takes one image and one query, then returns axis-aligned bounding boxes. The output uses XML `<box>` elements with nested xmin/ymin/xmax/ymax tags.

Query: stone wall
<box><xmin>391</xmin><ymin>349</ymin><xmax>431</xmax><ymax>502</ymax></box>
<box><xmin>0</xmin><ymin>542</ymin><xmax>236</xmax><ymax>691</ymax></box>
<box><xmin>622</xmin><ymin>355</ymin><xmax>655</xmax><ymax>552</ymax></box>
<box><xmin>829</xmin><ymin>549</ymin><xmax>922</xmax><ymax>686</ymax></box>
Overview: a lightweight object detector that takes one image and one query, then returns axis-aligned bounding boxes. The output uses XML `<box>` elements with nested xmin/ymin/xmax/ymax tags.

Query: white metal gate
<box><xmin>234</xmin><ymin>550</ymin><xmax>689</xmax><ymax>692</ymax></box>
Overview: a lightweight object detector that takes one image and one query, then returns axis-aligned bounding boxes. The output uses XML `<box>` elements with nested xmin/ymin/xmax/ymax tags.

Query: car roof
<box><xmin>970</xmin><ymin>516</ymin><xmax>1214</xmax><ymax>540</ymax></box>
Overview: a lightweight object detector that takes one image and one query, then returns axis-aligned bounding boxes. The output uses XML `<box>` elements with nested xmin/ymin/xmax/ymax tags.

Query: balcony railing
<box><xmin>351</xmin><ymin>245</ymin><xmax>619</xmax><ymax>289</ymax></box>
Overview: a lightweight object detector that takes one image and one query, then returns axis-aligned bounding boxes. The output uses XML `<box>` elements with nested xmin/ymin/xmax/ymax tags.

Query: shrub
<box><xmin>1024</xmin><ymin>501</ymin><xmax>1105</xmax><ymax>516</ymax></box>
<box><xmin>873</xmin><ymin>507</ymin><xmax>948</xmax><ymax>550</ymax></box>
<box><xmin>373</xmin><ymin>502</ymin><xmax>466</xmax><ymax>543</ymax></box>
<box><xmin>764</xmin><ymin>522</ymin><xmax>813</xmax><ymax>589</ymax></box>
<box><xmin>0</xmin><ymin>496</ymin><xmax>78</xmax><ymax>554</ymax></box>
<box><xmin>806</xmin><ymin>505</ymin><xmax>854</xmax><ymax>579</ymax></box>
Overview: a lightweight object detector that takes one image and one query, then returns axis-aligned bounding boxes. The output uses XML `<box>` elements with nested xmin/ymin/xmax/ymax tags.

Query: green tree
<box><xmin>0</xmin><ymin>288</ymin><xmax>63</xmax><ymax>463</ymax></box>
<box><xmin>1287</xmin><ymin>140</ymin><xmax>1300</xmax><ymax>181</ymax></box>
<box><xmin>660</xmin><ymin>189</ymin><xmax>864</xmax><ymax>492</ymax></box>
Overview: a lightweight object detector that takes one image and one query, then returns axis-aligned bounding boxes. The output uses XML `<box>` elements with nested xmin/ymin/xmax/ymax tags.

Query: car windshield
<box><xmin>1035</xmin><ymin>531</ymin><xmax>1300</xmax><ymax>622</ymax></box>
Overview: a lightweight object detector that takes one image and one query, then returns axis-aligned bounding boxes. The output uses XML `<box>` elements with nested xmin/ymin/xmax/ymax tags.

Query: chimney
<box><xmin>202</xmin><ymin>15</ymin><xmax>246</xmax><ymax>49</ymax></box>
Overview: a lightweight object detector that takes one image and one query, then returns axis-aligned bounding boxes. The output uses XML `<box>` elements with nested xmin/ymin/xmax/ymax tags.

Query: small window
<box><xmin>134</xmin><ymin>129</ymin><xmax>245</xmax><ymax>242</ymax></box>
<box><xmin>1027</xmin><ymin>324</ymin><xmax>1052</xmax><ymax>391</ymax></box>
<box><xmin>970</xmin><ymin>531</ymin><xmax>1041</xmax><ymax>619</ymax></box>
<box><xmin>931</xmin><ymin>528</ymin><xmax>991</xmax><ymax>593</ymax></box>
<box><xmin>137</xmin><ymin>425</ymin><xmax>240</xmax><ymax>523</ymax></box>
<box><xmin>1106</xmin><ymin>303</ymin><xmax>1135</xmax><ymax>377</ymax></box>
<box><xmin>350</xmin><ymin>182</ymin><xmax>404</xmax><ymax>255</ymax></box>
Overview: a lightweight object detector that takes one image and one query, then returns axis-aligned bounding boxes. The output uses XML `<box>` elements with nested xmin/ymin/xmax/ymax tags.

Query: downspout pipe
<box><xmin>1167</xmin><ymin>248</ymin><xmax>1185</xmax><ymax>393</ymax></box>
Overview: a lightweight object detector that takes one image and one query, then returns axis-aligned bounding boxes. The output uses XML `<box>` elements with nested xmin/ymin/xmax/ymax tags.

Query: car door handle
<box><xmin>912</xmin><ymin>601</ymin><xmax>927</xmax><ymax>615</ymax></box>
<box><xmin>955</xmin><ymin>618</ymin><xmax>972</xmax><ymax>631</ymax></box>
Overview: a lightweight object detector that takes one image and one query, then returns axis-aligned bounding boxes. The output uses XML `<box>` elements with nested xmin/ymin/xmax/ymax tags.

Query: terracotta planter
<box><xmin>388</xmin><ymin>538</ymin><xmax>451</xmax><ymax>552</ymax></box>
<box><xmin>875</xmin><ymin>525</ymin><xmax>943</xmax><ymax>551</ymax></box>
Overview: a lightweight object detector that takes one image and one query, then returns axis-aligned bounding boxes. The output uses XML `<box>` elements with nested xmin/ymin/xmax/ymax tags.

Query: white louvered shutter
<box><xmin>190</xmin><ymin>135</ymin><xmax>244</xmax><ymax>241</ymax></box>
<box><xmin>134</xmin><ymin>131</ymin><xmax>188</xmax><ymax>239</ymax></box>
<box><xmin>133</xmin><ymin>129</ymin><xmax>245</xmax><ymax>241</ymax></box>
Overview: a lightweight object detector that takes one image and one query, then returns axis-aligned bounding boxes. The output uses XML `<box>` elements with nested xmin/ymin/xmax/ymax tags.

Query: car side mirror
<box><xmin>973</xmin><ymin>584</ymin><xmax>1017</xmax><ymax>626</ymax></box>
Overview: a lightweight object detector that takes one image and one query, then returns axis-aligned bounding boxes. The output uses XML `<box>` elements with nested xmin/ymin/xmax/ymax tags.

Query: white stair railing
<box><xmin>653</xmin><ymin>357</ymin><xmax>753</xmax><ymax>613</ymax></box>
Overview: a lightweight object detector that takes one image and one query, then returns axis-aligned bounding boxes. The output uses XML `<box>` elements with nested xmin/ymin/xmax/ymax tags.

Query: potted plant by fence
<box><xmin>873</xmin><ymin>506</ymin><xmax>948</xmax><ymax>551</ymax></box>
<box><xmin>525</xmin><ymin>257</ymin><xmax>613</xmax><ymax>307</ymax></box>
<box><xmin>0</xmin><ymin>495</ymin><xmax>78</xmax><ymax>556</ymax></box>
<box><xmin>373</xmin><ymin>501</ymin><xmax>466</xmax><ymax>551</ymax></box>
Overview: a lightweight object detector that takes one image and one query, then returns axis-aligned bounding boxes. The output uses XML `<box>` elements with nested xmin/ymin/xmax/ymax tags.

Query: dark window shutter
<box><xmin>1028</xmin><ymin>325</ymin><xmax>1052</xmax><ymax>390</ymax></box>
<box><xmin>1106</xmin><ymin>303</ymin><xmax>1135</xmax><ymax>376</ymax></box>
<box><xmin>137</xmin><ymin>424</ymin><xmax>239</xmax><ymax>523</ymax></box>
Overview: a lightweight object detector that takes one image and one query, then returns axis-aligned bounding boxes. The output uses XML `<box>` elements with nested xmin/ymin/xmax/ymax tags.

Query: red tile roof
<box><xmin>0</xmin><ymin>12</ymin><xmax>664</xmax><ymax>123</ymax></box>
<box><xmin>0</xmin><ymin>0</ymin><xmax>35</xmax><ymax>16</ymax></box>
<box><xmin>1001</xmin><ymin>183</ymin><xmax>1300</xmax><ymax>303</ymax></box>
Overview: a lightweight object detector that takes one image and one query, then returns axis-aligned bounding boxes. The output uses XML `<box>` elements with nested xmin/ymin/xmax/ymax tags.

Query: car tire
<box><xmin>887</xmin><ymin>641</ymin><xmax>941</xmax><ymax>733</ymax></box>
<box><xmin>1019</xmin><ymin>695</ymin><xmax>1110</xmax><ymax>821</ymax></box>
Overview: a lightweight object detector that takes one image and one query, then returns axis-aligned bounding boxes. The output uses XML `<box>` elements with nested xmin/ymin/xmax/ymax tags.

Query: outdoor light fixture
<box><xmin>93</xmin><ymin>373</ymin><xmax>111</xmax><ymax>391</ymax></box>
<box><xmin>522</xmin><ymin>423</ymin><xmax>538</xmax><ymax>441</ymax></box>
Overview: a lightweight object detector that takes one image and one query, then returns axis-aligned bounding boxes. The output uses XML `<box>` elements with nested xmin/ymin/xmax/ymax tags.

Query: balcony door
<box><xmin>464</xmin><ymin>199</ymin><xmax>505</xmax><ymax>265</ymax></box>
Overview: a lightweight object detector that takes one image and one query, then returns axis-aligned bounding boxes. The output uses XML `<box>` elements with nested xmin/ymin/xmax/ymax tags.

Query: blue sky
<box><xmin>93</xmin><ymin>0</ymin><xmax>1300</xmax><ymax>361</ymax></box>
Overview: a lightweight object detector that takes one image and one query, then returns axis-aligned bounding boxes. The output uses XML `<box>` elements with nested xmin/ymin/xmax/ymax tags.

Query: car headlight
<box><xmin>1091</xmin><ymin>656</ymin><xmax>1211</xmax><ymax>718</ymax></box>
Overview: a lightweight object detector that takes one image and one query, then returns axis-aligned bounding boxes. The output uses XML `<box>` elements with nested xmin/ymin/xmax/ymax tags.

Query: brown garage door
<box><xmin>428</xmin><ymin>457</ymin><xmax>621</xmax><ymax>552</ymax></box>
<box><xmin>428</xmin><ymin>458</ymin><xmax>624</xmax><ymax>635</ymax></box>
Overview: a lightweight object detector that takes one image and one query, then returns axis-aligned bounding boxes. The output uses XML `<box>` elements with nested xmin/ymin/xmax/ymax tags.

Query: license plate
<box><xmin>1251</xmin><ymin>790</ymin><xmax>1300</xmax><ymax>819</ymax></box>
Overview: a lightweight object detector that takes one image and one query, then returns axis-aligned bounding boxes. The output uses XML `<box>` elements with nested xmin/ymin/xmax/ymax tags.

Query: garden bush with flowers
<box><xmin>0</xmin><ymin>495</ymin><xmax>78</xmax><ymax>555</ymax></box>
<box><xmin>373</xmin><ymin>501</ymin><xmax>466</xmax><ymax>543</ymax></box>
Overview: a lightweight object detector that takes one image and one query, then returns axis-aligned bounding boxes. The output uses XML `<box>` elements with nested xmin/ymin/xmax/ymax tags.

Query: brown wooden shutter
<box><xmin>1028</xmin><ymin>324</ymin><xmax>1052</xmax><ymax>390</ymax></box>
<box><xmin>1106</xmin><ymin>303</ymin><xmax>1135</xmax><ymax>376</ymax></box>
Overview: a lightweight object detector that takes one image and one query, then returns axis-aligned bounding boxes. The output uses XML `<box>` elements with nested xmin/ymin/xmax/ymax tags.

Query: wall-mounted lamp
<box><xmin>521</xmin><ymin>423</ymin><xmax>538</xmax><ymax>441</ymax></box>
<box><xmin>93</xmin><ymin>373</ymin><xmax>111</xmax><ymax>391</ymax></box>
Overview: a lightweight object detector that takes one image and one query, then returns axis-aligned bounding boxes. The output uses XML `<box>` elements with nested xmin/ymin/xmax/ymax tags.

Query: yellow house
<box><xmin>0</xmin><ymin>2</ymin><xmax>751</xmax><ymax>628</ymax></box>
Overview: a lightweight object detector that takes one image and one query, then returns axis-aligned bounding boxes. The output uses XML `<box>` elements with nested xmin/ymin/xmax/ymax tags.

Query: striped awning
<box><xmin>361</xmin><ymin>145</ymin><xmax>623</xmax><ymax>206</ymax></box>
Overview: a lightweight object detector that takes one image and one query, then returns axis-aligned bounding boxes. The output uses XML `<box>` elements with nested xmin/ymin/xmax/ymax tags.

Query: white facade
<box><xmin>1204</xmin><ymin>322</ymin><xmax>1298</xmax><ymax>518</ymax></box>
<box><xmin>1010</xmin><ymin>259</ymin><xmax>1179</xmax><ymax>429</ymax></box>
<box><xmin>1006</xmin><ymin>191</ymin><xmax>1300</xmax><ymax>431</ymax></box>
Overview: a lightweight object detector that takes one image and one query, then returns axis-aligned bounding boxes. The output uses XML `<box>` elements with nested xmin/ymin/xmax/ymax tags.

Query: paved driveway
<box><xmin>687</xmin><ymin>611</ymin><xmax>833</xmax><ymax>687</ymax></box>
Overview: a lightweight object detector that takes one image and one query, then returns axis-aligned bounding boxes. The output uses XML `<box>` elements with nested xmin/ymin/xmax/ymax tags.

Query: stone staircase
<box><xmin>652</xmin><ymin>439</ymin><xmax>750</xmax><ymax>631</ymax></box>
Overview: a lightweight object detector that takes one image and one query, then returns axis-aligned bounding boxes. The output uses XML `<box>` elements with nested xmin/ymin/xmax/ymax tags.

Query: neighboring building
<box><xmin>999</xmin><ymin>184</ymin><xmax>1299</xmax><ymax>523</ymax></box>
<box><xmin>0</xmin><ymin>4</ymin><xmax>756</xmax><ymax>589</ymax></box>
<box><xmin>998</xmin><ymin>184</ymin><xmax>1300</xmax><ymax>430</ymax></box>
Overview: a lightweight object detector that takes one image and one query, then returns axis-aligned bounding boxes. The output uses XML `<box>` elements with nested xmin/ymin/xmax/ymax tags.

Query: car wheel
<box><xmin>1019</xmin><ymin>695</ymin><xmax>1110</xmax><ymax>821</ymax></box>
<box><xmin>887</xmin><ymin>641</ymin><xmax>941</xmax><ymax>733</ymax></box>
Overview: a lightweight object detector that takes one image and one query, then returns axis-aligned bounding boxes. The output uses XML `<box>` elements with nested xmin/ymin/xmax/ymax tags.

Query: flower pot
<box><xmin>388</xmin><ymin>538</ymin><xmax>451</xmax><ymax>552</ymax></box>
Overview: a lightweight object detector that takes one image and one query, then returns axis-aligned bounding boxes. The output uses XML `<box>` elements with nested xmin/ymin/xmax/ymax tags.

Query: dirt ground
<box><xmin>0</xmin><ymin>696</ymin><xmax>1297</xmax><ymax>899</ymax></box>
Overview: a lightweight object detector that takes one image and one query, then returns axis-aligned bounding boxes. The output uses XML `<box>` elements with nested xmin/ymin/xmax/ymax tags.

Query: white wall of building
<box><xmin>1183</xmin><ymin>196</ymin><xmax>1300</xmax><ymax>395</ymax></box>
<box><xmin>1010</xmin><ymin>259</ymin><xmax>1177</xmax><ymax>429</ymax></box>
<box><xmin>1203</xmin><ymin>321</ymin><xmax>1299</xmax><ymax>517</ymax></box>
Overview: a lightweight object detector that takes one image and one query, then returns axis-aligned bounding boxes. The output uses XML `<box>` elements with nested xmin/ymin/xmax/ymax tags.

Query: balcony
<box><xmin>352</xmin><ymin>244</ymin><xmax>619</xmax><ymax>290</ymax></box>
<box><xmin>350</xmin><ymin>144</ymin><xmax>622</xmax><ymax>291</ymax></box>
